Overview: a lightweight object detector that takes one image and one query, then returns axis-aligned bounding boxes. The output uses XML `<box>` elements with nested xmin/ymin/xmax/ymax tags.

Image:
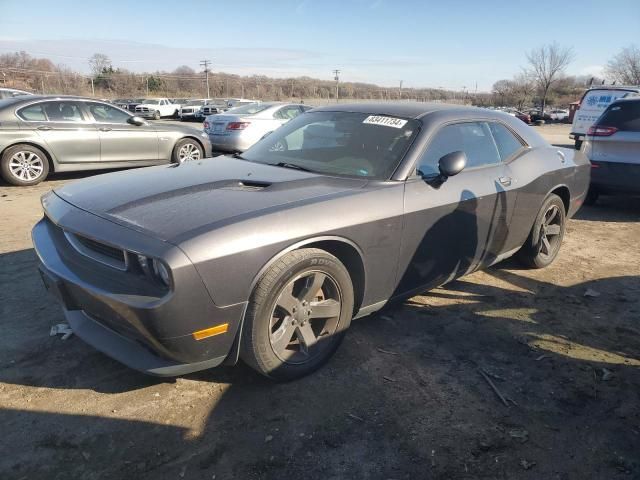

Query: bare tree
<box><xmin>526</xmin><ymin>43</ymin><xmax>574</xmax><ymax>116</ymax></box>
<box><xmin>606</xmin><ymin>45</ymin><xmax>640</xmax><ymax>85</ymax></box>
<box><xmin>88</xmin><ymin>53</ymin><xmax>111</xmax><ymax>76</ymax></box>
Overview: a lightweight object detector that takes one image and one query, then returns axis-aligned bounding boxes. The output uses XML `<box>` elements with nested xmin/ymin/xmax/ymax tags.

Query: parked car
<box><xmin>135</xmin><ymin>98</ymin><xmax>181</xmax><ymax>120</ymax></box>
<box><xmin>198</xmin><ymin>98</ymin><xmax>259</xmax><ymax>120</ymax></box>
<box><xmin>515</xmin><ymin>111</ymin><xmax>531</xmax><ymax>124</ymax></box>
<box><xmin>570</xmin><ymin>86</ymin><xmax>640</xmax><ymax>149</ymax></box>
<box><xmin>32</xmin><ymin>103</ymin><xmax>589</xmax><ymax>380</ymax></box>
<box><xmin>582</xmin><ymin>97</ymin><xmax>640</xmax><ymax>204</ymax></box>
<box><xmin>548</xmin><ymin>109</ymin><xmax>569</xmax><ymax>122</ymax></box>
<box><xmin>0</xmin><ymin>88</ymin><xmax>33</xmax><ymax>99</ymax></box>
<box><xmin>179</xmin><ymin>99</ymin><xmax>211</xmax><ymax>121</ymax></box>
<box><xmin>114</xmin><ymin>98</ymin><xmax>145</xmax><ymax>112</ymax></box>
<box><xmin>204</xmin><ymin>102</ymin><xmax>311</xmax><ymax>152</ymax></box>
<box><xmin>0</xmin><ymin>95</ymin><xmax>212</xmax><ymax>186</ymax></box>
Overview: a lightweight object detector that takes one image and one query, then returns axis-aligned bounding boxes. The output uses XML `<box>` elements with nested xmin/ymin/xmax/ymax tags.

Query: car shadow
<box><xmin>1</xmin><ymin>242</ymin><xmax>639</xmax><ymax>479</ymax></box>
<box><xmin>573</xmin><ymin>196</ymin><xmax>640</xmax><ymax>222</ymax></box>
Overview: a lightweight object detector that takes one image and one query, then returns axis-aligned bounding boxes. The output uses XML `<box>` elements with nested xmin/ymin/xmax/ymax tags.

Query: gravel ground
<box><xmin>1</xmin><ymin>124</ymin><xmax>639</xmax><ymax>480</ymax></box>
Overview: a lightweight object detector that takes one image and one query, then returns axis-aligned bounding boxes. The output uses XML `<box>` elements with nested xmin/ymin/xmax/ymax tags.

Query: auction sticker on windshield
<box><xmin>363</xmin><ymin>115</ymin><xmax>408</xmax><ymax>128</ymax></box>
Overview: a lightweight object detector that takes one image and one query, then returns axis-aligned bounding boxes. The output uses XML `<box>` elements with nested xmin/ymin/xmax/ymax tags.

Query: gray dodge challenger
<box><xmin>33</xmin><ymin>103</ymin><xmax>590</xmax><ymax>380</ymax></box>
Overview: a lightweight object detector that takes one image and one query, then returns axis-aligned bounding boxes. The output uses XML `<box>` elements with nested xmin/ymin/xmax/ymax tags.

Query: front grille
<box><xmin>76</xmin><ymin>235</ymin><xmax>125</xmax><ymax>262</ymax></box>
<box><xmin>64</xmin><ymin>231</ymin><xmax>127</xmax><ymax>270</ymax></box>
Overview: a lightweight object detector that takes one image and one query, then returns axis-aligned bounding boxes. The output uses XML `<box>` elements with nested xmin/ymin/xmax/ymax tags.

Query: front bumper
<box><xmin>136</xmin><ymin>111</ymin><xmax>158</xmax><ymax>119</ymax></box>
<box><xmin>32</xmin><ymin>195</ymin><xmax>246</xmax><ymax>376</ymax></box>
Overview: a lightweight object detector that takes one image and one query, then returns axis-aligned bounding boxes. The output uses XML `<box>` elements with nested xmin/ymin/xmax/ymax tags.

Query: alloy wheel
<box><xmin>269</xmin><ymin>270</ymin><xmax>342</xmax><ymax>364</ymax></box>
<box><xmin>177</xmin><ymin>143</ymin><xmax>202</xmax><ymax>162</ymax></box>
<box><xmin>9</xmin><ymin>151</ymin><xmax>45</xmax><ymax>182</ymax></box>
<box><xmin>538</xmin><ymin>204</ymin><xmax>562</xmax><ymax>260</ymax></box>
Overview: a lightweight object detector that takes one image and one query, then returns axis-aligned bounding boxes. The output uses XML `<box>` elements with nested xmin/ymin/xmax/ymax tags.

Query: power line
<box><xmin>200</xmin><ymin>59</ymin><xmax>211</xmax><ymax>98</ymax></box>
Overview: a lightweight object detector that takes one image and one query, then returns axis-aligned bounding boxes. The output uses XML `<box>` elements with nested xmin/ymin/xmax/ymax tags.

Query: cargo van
<box><xmin>570</xmin><ymin>86</ymin><xmax>639</xmax><ymax>149</ymax></box>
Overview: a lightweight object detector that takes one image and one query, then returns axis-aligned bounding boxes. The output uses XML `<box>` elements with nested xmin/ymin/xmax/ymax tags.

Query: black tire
<box><xmin>172</xmin><ymin>138</ymin><xmax>204</xmax><ymax>163</ymax></box>
<box><xmin>516</xmin><ymin>194</ymin><xmax>566</xmax><ymax>269</ymax></box>
<box><xmin>240</xmin><ymin>248</ymin><xmax>354</xmax><ymax>381</ymax></box>
<box><xmin>574</xmin><ymin>138</ymin><xmax>583</xmax><ymax>150</ymax></box>
<box><xmin>153</xmin><ymin>110</ymin><xmax>161</xmax><ymax>120</ymax></box>
<box><xmin>584</xmin><ymin>188</ymin><xmax>599</xmax><ymax>206</ymax></box>
<box><xmin>1</xmin><ymin>144</ymin><xmax>50</xmax><ymax>186</ymax></box>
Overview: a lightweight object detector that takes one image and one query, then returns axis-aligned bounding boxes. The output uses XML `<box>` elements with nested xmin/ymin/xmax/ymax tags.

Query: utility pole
<box><xmin>333</xmin><ymin>69</ymin><xmax>340</xmax><ymax>103</ymax></box>
<box><xmin>200</xmin><ymin>59</ymin><xmax>211</xmax><ymax>98</ymax></box>
<box><xmin>399</xmin><ymin>80</ymin><xmax>403</xmax><ymax>100</ymax></box>
<box><xmin>146</xmin><ymin>76</ymin><xmax>149</xmax><ymax>96</ymax></box>
<box><xmin>90</xmin><ymin>77</ymin><xmax>95</xmax><ymax>96</ymax></box>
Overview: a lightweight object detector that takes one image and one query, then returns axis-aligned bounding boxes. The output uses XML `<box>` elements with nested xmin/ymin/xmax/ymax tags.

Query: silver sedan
<box><xmin>204</xmin><ymin>102</ymin><xmax>311</xmax><ymax>152</ymax></box>
<box><xmin>0</xmin><ymin>96</ymin><xmax>212</xmax><ymax>186</ymax></box>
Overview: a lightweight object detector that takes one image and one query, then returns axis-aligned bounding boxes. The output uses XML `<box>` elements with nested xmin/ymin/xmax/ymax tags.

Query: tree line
<box><xmin>1</xmin><ymin>44</ymin><xmax>638</xmax><ymax>113</ymax></box>
<box><xmin>492</xmin><ymin>43</ymin><xmax>640</xmax><ymax>115</ymax></box>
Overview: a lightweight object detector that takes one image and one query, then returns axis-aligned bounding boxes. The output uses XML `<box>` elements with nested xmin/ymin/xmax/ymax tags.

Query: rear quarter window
<box><xmin>489</xmin><ymin>123</ymin><xmax>524</xmax><ymax>160</ymax></box>
<box><xmin>598</xmin><ymin>102</ymin><xmax>640</xmax><ymax>132</ymax></box>
<box><xmin>17</xmin><ymin>104</ymin><xmax>47</xmax><ymax>121</ymax></box>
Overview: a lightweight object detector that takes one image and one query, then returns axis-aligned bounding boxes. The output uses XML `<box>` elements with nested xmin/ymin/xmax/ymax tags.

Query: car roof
<box><xmin>311</xmin><ymin>102</ymin><xmax>497</xmax><ymax>120</ymax></box>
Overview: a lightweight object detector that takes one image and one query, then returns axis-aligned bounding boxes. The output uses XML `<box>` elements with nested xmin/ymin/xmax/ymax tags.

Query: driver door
<box><xmin>83</xmin><ymin>102</ymin><xmax>159</xmax><ymax>164</ymax></box>
<box><xmin>395</xmin><ymin>121</ymin><xmax>516</xmax><ymax>296</ymax></box>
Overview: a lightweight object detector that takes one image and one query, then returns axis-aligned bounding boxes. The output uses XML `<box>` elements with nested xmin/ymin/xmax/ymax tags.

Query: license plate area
<box><xmin>213</xmin><ymin>123</ymin><xmax>225</xmax><ymax>133</ymax></box>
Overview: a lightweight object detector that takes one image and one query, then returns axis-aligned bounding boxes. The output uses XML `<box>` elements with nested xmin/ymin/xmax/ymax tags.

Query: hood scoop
<box><xmin>222</xmin><ymin>180</ymin><xmax>272</xmax><ymax>191</ymax></box>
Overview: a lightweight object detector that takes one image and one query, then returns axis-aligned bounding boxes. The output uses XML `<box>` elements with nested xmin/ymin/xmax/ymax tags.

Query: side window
<box><xmin>17</xmin><ymin>104</ymin><xmax>47</xmax><ymax>121</ymax></box>
<box><xmin>418</xmin><ymin>121</ymin><xmax>501</xmax><ymax>176</ymax></box>
<box><xmin>86</xmin><ymin>103</ymin><xmax>131</xmax><ymax>124</ymax></box>
<box><xmin>275</xmin><ymin>106</ymin><xmax>303</xmax><ymax>120</ymax></box>
<box><xmin>42</xmin><ymin>101</ymin><xmax>84</xmax><ymax>122</ymax></box>
<box><xmin>488</xmin><ymin>123</ymin><xmax>524</xmax><ymax>160</ymax></box>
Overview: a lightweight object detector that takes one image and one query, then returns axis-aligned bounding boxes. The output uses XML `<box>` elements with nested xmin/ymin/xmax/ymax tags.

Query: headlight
<box><xmin>136</xmin><ymin>254</ymin><xmax>171</xmax><ymax>287</ymax></box>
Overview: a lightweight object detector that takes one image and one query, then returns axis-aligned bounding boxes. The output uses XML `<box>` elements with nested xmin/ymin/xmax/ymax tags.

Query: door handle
<box><xmin>498</xmin><ymin>176</ymin><xmax>512</xmax><ymax>187</ymax></box>
<box><xmin>37</xmin><ymin>125</ymin><xmax>52</xmax><ymax>131</ymax></box>
<box><xmin>98</xmin><ymin>127</ymin><xmax>112</xmax><ymax>132</ymax></box>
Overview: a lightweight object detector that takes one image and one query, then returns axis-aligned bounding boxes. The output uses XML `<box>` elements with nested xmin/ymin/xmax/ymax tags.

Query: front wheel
<box><xmin>240</xmin><ymin>248</ymin><xmax>354</xmax><ymax>381</ymax></box>
<box><xmin>153</xmin><ymin>110</ymin><xmax>161</xmax><ymax>120</ymax></box>
<box><xmin>172</xmin><ymin>139</ymin><xmax>203</xmax><ymax>163</ymax></box>
<box><xmin>1</xmin><ymin>144</ymin><xmax>50</xmax><ymax>186</ymax></box>
<box><xmin>516</xmin><ymin>194</ymin><xmax>566</xmax><ymax>269</ymax></box>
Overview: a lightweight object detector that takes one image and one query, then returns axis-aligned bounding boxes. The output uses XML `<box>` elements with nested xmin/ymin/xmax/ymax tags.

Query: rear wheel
<box><xmin>1</xmin><ymin>144</ymin><xmax>50</xmax><ymax>186</ymax></box>
<box><xmin>574</xmin><ymin>138</ymin><xmax>583</xmax><ymax>150</ymax></box>
<box><xmin>516</xmin><ymin>194</ymin><xmax>566</xmax><ymax>269</ymax></box>
<box><xmin>172</xmin><ymin>139</ymin><xmax>203</xmax><ymax>163</ymax></box>
<box><xmin>240</xmin><ymin>248</ymin><xmax>354</xmax><ymax>381</ymax></box>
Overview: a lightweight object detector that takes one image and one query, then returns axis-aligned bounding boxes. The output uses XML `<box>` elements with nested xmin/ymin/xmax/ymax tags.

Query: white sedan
<box><xmin>548</xmin><ymin>109</ymin><xmax>569</xmax><ymax>122</ymax></box>
<box><xmin>204</xmin><ymin>102</ymin><xmax>312</xmax><ymax>152</ymax></box>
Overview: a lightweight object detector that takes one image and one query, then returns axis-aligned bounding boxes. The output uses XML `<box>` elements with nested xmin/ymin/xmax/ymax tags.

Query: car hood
<box><xmin>53</xmin><ymin>157</ymin><xmax>368</xmax><ymax>243</ymax></box>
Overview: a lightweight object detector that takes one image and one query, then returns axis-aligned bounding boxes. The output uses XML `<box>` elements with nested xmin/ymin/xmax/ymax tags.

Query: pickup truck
<box><xmin>134</xmin><ymin>98</ymin><xmax>181</xmax><ymax>120</ymax></box>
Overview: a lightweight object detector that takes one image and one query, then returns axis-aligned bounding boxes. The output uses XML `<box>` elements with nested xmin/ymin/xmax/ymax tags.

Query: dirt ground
<box><xmin>1</xmin><ymin>124</ymin><xmax>639</xmax><ymax>480</ymax></box>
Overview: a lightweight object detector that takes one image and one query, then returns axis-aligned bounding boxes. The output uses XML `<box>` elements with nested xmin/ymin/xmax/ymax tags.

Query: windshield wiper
<box><xmin>232</xmin><ymin>152</ymin><xmax>247</xmax><ymax>160</ymax></box>
<box><xmin>270</xmin><ymin>162</ymin><xmax>313</xmax><ymax>172</ymax></box>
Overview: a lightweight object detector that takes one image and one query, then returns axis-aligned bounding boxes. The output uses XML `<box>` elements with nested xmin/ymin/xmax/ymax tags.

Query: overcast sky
<box><xmin>1</xmin><ymin>0</ymin><xmax>638</xmax><ymax>91</ymax></box>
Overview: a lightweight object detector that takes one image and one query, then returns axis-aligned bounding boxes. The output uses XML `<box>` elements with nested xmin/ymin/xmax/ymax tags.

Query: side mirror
<box><xmin>438</xmin><ymin>150</ymin><xmax>466</xmax><ymax>178</ymax></box>
<box><xmin>260</xmin><ymin>131</ymin><xmax>272</xmax><ymax>141</ymax></box>
<box><xmin>422</xmin><ymin>151</ymin><xmax>467</xmax><ymax>188</ymax></box>
<box><xmin>127</xmin><ymin>116</ymin><xmax>145</xmax><ymax>126</ymax></box>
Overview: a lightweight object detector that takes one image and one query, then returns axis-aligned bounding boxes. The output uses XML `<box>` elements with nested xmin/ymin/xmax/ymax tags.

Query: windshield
<box><xmin>241</xmin><ymin>111</ymin><xmax>420</xmax><ymax>179</ymax></box>
<box><xmin>185</xmin><ymin>100</ymin><xmax>204</xmax><ymax>106</ymax></box>
<box><xmin>227</xmin><ymin>103</ymin><xmax>268</xmax><ymax>115</ymax></box>
<box><xmin>143</xmin><ymin>99</ymin><xmax>160</xmax><ymax>105</ymax></box>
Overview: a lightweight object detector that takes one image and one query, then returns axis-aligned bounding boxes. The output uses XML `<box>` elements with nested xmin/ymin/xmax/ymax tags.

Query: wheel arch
<box><xmin>179</xmin><ymin>135</ymin><xmax>206</xmax><ymax>152</ymax></box>
<box><xmin>548</xmin><ymin>185</ymin><xmax>570</xmax><ymax>213</ymax></box>
<box><xmin>1</xmin><ymin>141</ymin><xmax>56</xmax><ymax>172</ymax></box>
<box><xmin>223</xmin><ymin>236</ymin><xmax>367</xmax><ymax>366</ymax></box>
